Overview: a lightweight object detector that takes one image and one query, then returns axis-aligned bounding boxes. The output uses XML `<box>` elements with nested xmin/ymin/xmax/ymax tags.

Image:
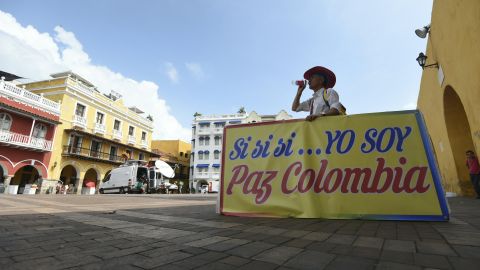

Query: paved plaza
<box><xmin>0</xmin><ymin>195</ymin><xmax>479</xmax><ymax>270</ymax></box>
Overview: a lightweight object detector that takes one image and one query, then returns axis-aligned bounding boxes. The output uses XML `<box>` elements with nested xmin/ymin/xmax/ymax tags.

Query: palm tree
<box><xmin>238</xmin><ymin>107</ymin><xmax>246</xmax><ymax>114</ymax></box>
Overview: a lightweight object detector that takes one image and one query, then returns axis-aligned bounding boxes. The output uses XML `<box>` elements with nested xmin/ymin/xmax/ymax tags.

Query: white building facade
<box><xmin>189</xmin><ymin>110</ymin><xmax>292</xmax><ymax>193</ymax></box>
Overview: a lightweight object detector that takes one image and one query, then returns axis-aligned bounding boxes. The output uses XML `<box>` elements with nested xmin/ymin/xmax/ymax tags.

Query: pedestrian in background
<box><xmin>466</xmin><ymin>150</ymin><xmax>480</xmax><ymax>198</ymax></box>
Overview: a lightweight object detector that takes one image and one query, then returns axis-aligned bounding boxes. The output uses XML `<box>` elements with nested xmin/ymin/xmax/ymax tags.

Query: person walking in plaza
<box><xmin>292</xmin><ymin>66</ymin><xmax>345</xmax><ymax>121</ymax></box>
<box><xmin>466</xmin><ymin>150</ymin><xmax>480</xmax><ymax>198</ymax></box>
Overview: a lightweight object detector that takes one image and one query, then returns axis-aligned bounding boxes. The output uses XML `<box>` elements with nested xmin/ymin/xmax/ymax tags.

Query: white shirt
<box><xmin>295</xmin><ymin>88</ymin><xmax>341</xmax><ymax>115</ymax></box>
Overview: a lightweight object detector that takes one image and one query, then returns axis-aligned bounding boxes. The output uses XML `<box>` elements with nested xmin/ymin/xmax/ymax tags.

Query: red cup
<box><xmin>292</xmin><ymin>80</ymin><xmax>305</xmax><ymax>87</ymax></box>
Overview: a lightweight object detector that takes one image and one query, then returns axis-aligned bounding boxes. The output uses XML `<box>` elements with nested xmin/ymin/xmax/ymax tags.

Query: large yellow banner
<box><xmin>220</xmin><ymin>110</ymin><xmax>449</xmax><ymax>221</ymax></box>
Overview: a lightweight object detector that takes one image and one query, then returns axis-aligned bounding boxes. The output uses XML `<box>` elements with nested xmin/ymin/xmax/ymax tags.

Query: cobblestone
<box><xmin>0</xmin><ymin>195</ymin><xmax>480</xmax><ymax>269</ymax></box>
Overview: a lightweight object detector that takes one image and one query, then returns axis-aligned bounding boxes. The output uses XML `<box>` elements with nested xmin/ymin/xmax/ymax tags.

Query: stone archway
<box><xmin>82</xmin><ymin>168</ymin><xmax>98</xmax><ymax>195</ymax></box>
<box><xmin>0</xmin><ymin>164</ymin><xmax>6</xmax><ymax>193</ymax></box>
<box><xmin>196</xmin><ymin>180</ymin><xmax>208</xmax><ymax>193</ymax></box>
<box><xmin>11</xmin><ymin>165</ymin><xmax>40</xmax><ymax>194</ymax></box>
<box><xmin>444</xmin><ymin>86</ymin><xmax>476</xmax><ymax>196</ymax></box>
<box><xmin>60</xmin><ymin>165</ymin><xmax>78</xmax><ymax>194</ymax></box>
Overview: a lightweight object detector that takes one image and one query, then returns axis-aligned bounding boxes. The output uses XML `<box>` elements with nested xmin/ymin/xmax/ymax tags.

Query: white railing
<box><xmin>94</xmin><ymin>123</ymin><xmax>106</xmax><ymax>134</ymax></box>
<box><xmin>72</xmin><ymin>115</ymin><xmax>87</xmax><ymax>128</ymax></box>
<box><xmin>198</xmin><ymin>129</ymin><xmax>210</xmax><ymax>134</ymax></box>
<box><xmin>0</xmin><ymin>130</ymin><xmax>52</xmax><ymax>151</ymax></box>
<box><xmin>140</xmin><ymin>139</ymin><xmax>148</xmax><ymax>148</ymax></box>
<box><xmin>112</xmin><ymin>129</ymin><xmax>122</xmax><ymax>140</ymax></box>
<box><xmin>195</xmin><ymin>172</ymin><xmax>210</xmax><ymax>179</ymax></box>
<box><xmin>128</xmin><ymin>135</ymin><xmax>136</xmax><ymax>145</ymax></box>
<box><xmin>0</xmin><ymin>79</ymin><xmax>61</xmax><ymax>115</ymax></box>
<box><xmin>213</xmin><ymin>128</ymin><xmax>223</xmax><ymax>133</ymax></box>
<box><xmin>195</xmin><ymin>113</ymin><xmax>246</xmax><ymax>120</ymax></box>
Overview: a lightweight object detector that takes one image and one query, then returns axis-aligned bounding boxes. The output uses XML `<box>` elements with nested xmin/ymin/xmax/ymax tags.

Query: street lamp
<box><xmin>416</xmin><ymin>52</ymin><xmax>438</xmax><ymax>69</ymax></box>
<box><xmin>415</xmin><ymin>25</ymin><xmax>430</xmax><ymax>38</ymax></box>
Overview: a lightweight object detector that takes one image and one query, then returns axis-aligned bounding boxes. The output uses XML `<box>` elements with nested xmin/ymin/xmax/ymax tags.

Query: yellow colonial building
<box><xmin>151</xmin><ymin>140</ymin><xmax>191</xmax><ymax>193</ymax></box>
<box><xmin>417</xmin><ymin>0</ymin><xmax>480</xmax><ymax>196</ymax></box>
<box><xmin>20</xmin><ymin>71</ymin><xmax>159</xmax><ymax>194</ymax></box>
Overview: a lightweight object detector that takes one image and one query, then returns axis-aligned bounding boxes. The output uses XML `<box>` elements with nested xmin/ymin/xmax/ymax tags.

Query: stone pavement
<box><xmin>0</xmin><ymin>195</ymin><xmax>479</xmax><ymax>270</ymax></box>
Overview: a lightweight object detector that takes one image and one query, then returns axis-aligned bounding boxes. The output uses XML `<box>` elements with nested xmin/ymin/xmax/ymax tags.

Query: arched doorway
<box><xmin>83</xmin><ymin>168</ymin><xmax>98</xmax><ymax>195</ymax></box>
<box><xmin>0</xmin><ymin>165</ymin><xmax>5</xmax><ymax>193</ymax></box>
<box><xmin>60</xmin><ymin>165</ymin><xmax>78</xmax><ymax>194</ymax></box>
<box><xmin>196</xmin><ymin>180</ymin><xmax>208</xmax><ymax>194</ymax></box>
<box><xmin>11</xmin><ymin>165</ymin><xmax>40</xmax><ymax>194</ymax></box>
<box><xmin>444</xmin><ymin>86</ymin><xmax>475</xmax><ymax>196</ymax></box>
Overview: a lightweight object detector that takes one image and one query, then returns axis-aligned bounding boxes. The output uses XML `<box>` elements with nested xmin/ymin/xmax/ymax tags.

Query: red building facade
<box><xmin>0</xmin><ymin>76</ymin><xmax>61</xmax><ymax>194</ymax></box>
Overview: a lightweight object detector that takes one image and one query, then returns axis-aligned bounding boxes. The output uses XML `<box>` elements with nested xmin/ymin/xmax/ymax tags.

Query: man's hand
<box><xmin>297</xmin><ymin>80</ymin><xmax>307</xmax><ymax>94</ymax></box>
<box><xmin>292</xmin><ymin>80</ymin><xmax>307</xmax><ymax>111</ymax></box>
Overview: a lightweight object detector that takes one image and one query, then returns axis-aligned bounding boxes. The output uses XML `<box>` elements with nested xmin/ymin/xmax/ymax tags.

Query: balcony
<box><xmin>140</xmin><ymin>139</ymin><xmax>148</xmax><ymax>149</ymax></box>
<box><xmin>0</xmin><ymin>130</ymin><xmax>53</xmax><ymax>151</ymax></box>
<box><xmin>127</xmin><ymin>135</ymin><xmax>136</xmax><ymax>145</ymax></box>
<box><xmin>72</xmin><ymin>115</ymin><xmax>87</xmax><ymax>129</ymax></box>
<box><xmin>198</xmin><ymin>129</ymin><xmax>210</xmax><ymax>135</ymax></box>
<box><xmin>195</xmin><ymin>172</ymin><xmax>210</xmax><ymax>179</ymax></box>
<box><xmin>93</xmin><ymin>123</ymin><xmax>106</xmax><ymax>134</ymax></box>
<box><xmin>0</xmin><ymin>79</ymin><xmax>61</xmax><ymax>115</ymax></box>
<box><xmin>112</xmin><ymin>129</ymin><xmax>122</xmax><ymax>140</ymax></box>
<box><xmin>213</xmin><ymin>128</ymin><xmax>224</xmax><ymax>134</ymax></box>
<box><xmin>62</xmin><ymin>145</ymin><xmax>124</xmax><ymax>164</ymax></box>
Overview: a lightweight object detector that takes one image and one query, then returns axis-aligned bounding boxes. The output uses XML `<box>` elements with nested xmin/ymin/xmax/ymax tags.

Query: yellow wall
<box><xmin>417</xmin><ymin>0</ymin><xmax>480</xmax><ymax>195</ymax></box>
<box><xmin>151</xmin><ymin>140</ymin><xmax>191</xmax><ymax>190</ymax></box>
<box><xmin>151</xmin><ymin>140</ymin><xmax>191</xmax><ymax>165</ymax></box>
<box><xmin>20</xmin><ymin>73</ymin><xmax>156</xmax><ymax>193</ymax></box>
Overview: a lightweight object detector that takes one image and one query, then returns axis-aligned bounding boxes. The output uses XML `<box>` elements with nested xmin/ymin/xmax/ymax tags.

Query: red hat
<box><xmin>303</xmin><ymin>66</ymin><xmax>336</xmax><ymax>88</ymax></box>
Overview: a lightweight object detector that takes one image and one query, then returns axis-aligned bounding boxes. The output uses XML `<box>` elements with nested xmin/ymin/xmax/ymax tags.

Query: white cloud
<box><xmin>0</xmin><ymin>10</ymin><xmax>190</xmax><ymax>141</ymax></box>
<box><xmin>185</xmin><ymin>62</ymin><xmax>205</xmax><ymax>79</ymax></box>
<box><xmin>402</xmin><ymin>101</ymin><xmax>417</xmax><ymax>110</ymax></box>
<box><xmin>165</xmin><ymin>62</ymin><xmax>179</xmax><ymax>83</ymax></box>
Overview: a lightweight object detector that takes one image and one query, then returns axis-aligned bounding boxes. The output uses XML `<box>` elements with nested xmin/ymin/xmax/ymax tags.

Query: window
<box><xmin>0</xmin><ymin>113</ymin><xmax>12</xmax><ymax>131</ymax></box>
<box><xmin>197</xmin><ymin>167</ymin><xmax>208</xmax><ymax>173</ymax></box>
<box><xmin>129</xmin><ymin>126</ymin><xmax>135</xmax><ymax>136</ymax></box>
<box><xmin>126</xmin><ymin>149</ymin><xmax>132</xmax><ymax>159</ymax></box>
<box><xmin>199</xmin><ymin>137</ymin><xmax>204</xmax><ymax>146</ymax></box>
<box><xmin>109</xmin><ymin>146</ymin><xmax>118</xmax><ymax>161</ymax></box>
<box><xmin>205</xmin><ymin>136</ymin><xmax>210</xmax><ymax>146</ymax></box>
<box><xmin>214</xmin><ymin>136</ymin><xmax>221</xmax><ymax>146</ymax></box>
<box><xmin>214</xmin><ymin>150</ymin><xmax>220</xmax><ymax>159</ymax></box>
<box><xmin>185</xmin><ymin>153</ymin><xmax>188</xmax><ymax>159</ymax></box>
<box><xmin>102</xmin><ymin>174</ymin><xmax>111</xmax><ymax>182</ymax></box>
<box><xmin>139</xmin><ymin>153</ymin><xmax>145</xmax><ymax>161</ymax></box>
<box><xmin>204</xmin><ymin>151</ymin><xmax>210</xmax><ymax>160</ymax></box>
<box><xmin>141</xmin><ymin>131</ymin><xmax>146</xmax><ymax>140</ymax></box>
<box><xmin>68</xmin><ymin>135</ymin><xmax>83</xmax><ymax>154</ymax></box>
<box><xmin>31</xmin><ymin>123</ymin><xmax>47</xmax><ymax>139</ymax></box>
<box><xmin>113</xmin><ymin>120</ymin><xmax>121</xmax><ymax>131</ymax></box>
<box><xmin>198</xmin><ymin>151</ymin><xmax>204</xmax><ymax>160</ymax></box>
<box><xmin>90</xmin><ymin>140</ymin><xmax>102</xmax><ymax>158</ymax></box>
<box><xmin>75</xmin><ymin>103</ymin><xmax>86</xmax><ymax>117</ymax></box>
<box><xmin>214</xmin><ymin>123</ymin><xmax>225</xmax><ymax>128</ymax></box>
<box><xmin>213</xmin><ymin>167</ymin><xmax>220</xmax><ymax>173</ymax></box>
<box><xmin>180</xmin><ymin>152</ymin><xmax>184</xmax><ymax>157</ymax></box>
<box><xmin>96</xmin><ymin>112</ymin><xmax>104</xmax><ymax>124</ymax></box>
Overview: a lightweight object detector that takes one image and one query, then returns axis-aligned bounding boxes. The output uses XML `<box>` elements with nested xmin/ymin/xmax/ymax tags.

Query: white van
<box><xmin>99</xmin><ymin>160</ymin><xmax>149</xmax><ymax>194</ymax></box>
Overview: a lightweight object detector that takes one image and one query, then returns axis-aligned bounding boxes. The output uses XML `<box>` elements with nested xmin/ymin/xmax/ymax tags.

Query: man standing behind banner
<box><xmin>292</xmin><ymin>66</ymin><xmax>345</xmax><ymax>121</ymax></box>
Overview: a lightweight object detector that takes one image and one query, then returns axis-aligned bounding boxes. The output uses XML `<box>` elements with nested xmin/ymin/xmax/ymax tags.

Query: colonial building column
<box><xmin>3</xmin><ymin>176</ymin><xmax>12</xmax><ymax>194</ymax></box>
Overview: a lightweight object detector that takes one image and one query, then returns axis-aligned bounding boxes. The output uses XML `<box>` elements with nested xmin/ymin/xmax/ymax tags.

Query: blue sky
<box><xmin>0</xmin><ymin>0</ymin><xmax>433</xmax><ymax>140</ymax></box>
